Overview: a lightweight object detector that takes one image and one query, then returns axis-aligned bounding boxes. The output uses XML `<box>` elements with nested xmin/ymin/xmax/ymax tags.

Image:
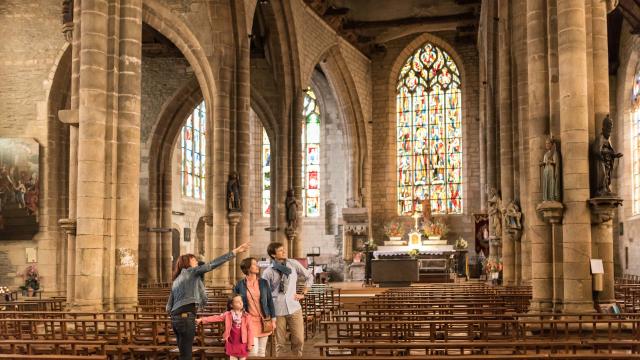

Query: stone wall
<box><xmin>0</xmin><ymin>0</ymin><xmax>68</xmax><ymax>293</ymax></box>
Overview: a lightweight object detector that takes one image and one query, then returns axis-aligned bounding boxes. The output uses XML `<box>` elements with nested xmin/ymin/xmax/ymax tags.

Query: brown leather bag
<box><xmin>247</xmin><ymin>281</ymin><xmax>273</xmax><ymax>333</ymax></box>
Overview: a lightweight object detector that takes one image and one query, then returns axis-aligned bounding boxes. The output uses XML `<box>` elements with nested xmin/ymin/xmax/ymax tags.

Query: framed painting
<box><xmin>0</xmin><ymin>138</ymin><xmax>39</xmax><ymax>239</ymax></box>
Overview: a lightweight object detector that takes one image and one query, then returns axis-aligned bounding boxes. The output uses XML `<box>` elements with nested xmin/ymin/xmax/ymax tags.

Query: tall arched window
<box><xmin>632</xmin><ymin>68</ymin><xmax>640</xmax><ymax>215</ymax></box>
<box><xmin>397</xmin><ymin>42</ymin><xmax>462</xmax><ymax>215</ymax></box>
<box><xmin>181</xmin><ymin>101</ymin><xmax>206</xmax><ymax>199</ymax></box>
<box><xmin>262</xmin><ymin>129</ymin><xmax>271</xmax><ymax>217</ymax></box>
<box><xmin>302</xmin><ymin>88</ymin><xmax>320</xmax><ymax>217</ymax></box>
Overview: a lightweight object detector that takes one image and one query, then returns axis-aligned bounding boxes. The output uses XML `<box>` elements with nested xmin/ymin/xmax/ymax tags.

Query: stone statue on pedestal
<box><xmin>285</xmin><ymin>188</ymin><xmax>299</xmax><ymax>231</ymax></box>
<box><xmin>504</xmin><ymin>201</ymin><xmax>522</xmax><ymax>231</ymax></box>
<box><xmin>592</xmin><ymin>115</ymin><xmax>623</xmax><ymax>196</ymax></box>
<box><xmin>487</xmin><ymin>187</ymin><xmax>503</xmax><ymax>237</ymax></box>
<box><xmin>227</xmin><ymin>172</ymin><xmax>241</xmax><ymax>211</ymax></box>
<box><xmin>540</xmin><ymin>136</ymin><xmax>561</xmax><ymax>202</ymax></box>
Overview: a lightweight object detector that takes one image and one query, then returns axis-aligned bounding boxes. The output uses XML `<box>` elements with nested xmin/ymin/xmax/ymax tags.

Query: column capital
<box><xmin>58</xmin><ymin>218</ymin><xmax>77</xmax><ymax>235</ymax></box>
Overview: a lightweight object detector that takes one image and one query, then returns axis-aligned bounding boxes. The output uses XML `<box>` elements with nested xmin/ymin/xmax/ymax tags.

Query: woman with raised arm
<box><xmin>166</xmin><ymin>242</ymin><xmax>250</xmax><ymax>360</ymax></box>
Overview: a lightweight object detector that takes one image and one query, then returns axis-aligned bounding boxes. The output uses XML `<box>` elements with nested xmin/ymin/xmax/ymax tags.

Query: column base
<box><xmin>530</xmin><ymin>299</ymin><xmax>554</xmax><ymax>313</ymax></box>
<box><xmin>559</xmin><ymin>300</ymin><xmax>596</xmax><ymax>314</ymax></box>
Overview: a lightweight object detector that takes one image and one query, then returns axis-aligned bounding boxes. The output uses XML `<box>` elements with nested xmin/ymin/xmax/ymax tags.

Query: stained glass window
<box><xmin>397</xmin><ymin>42</ymin><xmax>462</xmax><ymax>215</ymax></box>
<box><xmin>181</xmin><ymin>101</ymin><xmax>206</xmax><ymax>200</ymax></box>
<box><xmin>302</xmin><ymin>88</ymin><xmax>320</xmax><ymax>217</ymax></box>
<box><xmin>632</xmin><ymin>68</ymin><xmax>640</xmax><ymax>214</ymax></box>
<box><xmin>262</xmin><ymin>129</ymin><xmax>271</xmax><ymax>217</ymax></box>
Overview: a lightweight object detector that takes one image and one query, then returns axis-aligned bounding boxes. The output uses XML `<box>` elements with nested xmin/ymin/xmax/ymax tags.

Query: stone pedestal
<box><xmin>285</xmin><ymin>227</ymin><xmax>297</xmax><ymax>259</ymax></box>
<box><xmin>589</xmin><ymin>196</ymin><xmax>623</xmax><ymax>304</ymax></box>
<box><xmin>536</xmin><ymin>201</ymin><xmax>564</xmax><ymax>312</ymax></box>
<box><xmin>228</xmin><ymin>211</ymin><xmax>242</xmax><ymax>283</ymax></box>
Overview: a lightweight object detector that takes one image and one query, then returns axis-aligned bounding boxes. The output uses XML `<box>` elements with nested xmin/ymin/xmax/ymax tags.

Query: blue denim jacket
<box><xmin>233</xmin><ymin>277</ymin><xmax>276</xmax><ymax>318</ymax></box>
<box><xmin>166</xmin><ymin>252</ymin><xmax>234</xmax><ymax>313</ymax></box>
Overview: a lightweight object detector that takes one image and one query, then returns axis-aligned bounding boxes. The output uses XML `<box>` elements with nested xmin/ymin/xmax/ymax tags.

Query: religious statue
<box><xmin>504</xmin><ymin>201</ymin><xmax>522</xmax><ymax>231</ymax></box>
<box><xmin>61</xmin><ymin>0</ymin><xmax>74</xmax><ymax>42</ymax></box>
<box><xmin>285</xmin><ymin>188</ymin><xmax>298</xmax><ymax>230</ymax></box>
<box><xmin>226</xmin><ymin>172</ymin><xmax>240</xmax><ymax>211</ymax></box>
<box><xmin>421</xmin><ymin>197</ymin><xmax>431</xmax><ymax>226</ymax></box>
<box><xmin>539</xmin><ymin>136</ymin><xmax>561</xmax><ymax>202</ymax></box>
<box><xmin>487</xmin><ymin>187</ymin><xmax>502</xmax><ymax>237</ymax></box>
<box><xmin>592</xmin><ymin>115</ymin><xmax>623</xmax><ymax>196</ymax></box>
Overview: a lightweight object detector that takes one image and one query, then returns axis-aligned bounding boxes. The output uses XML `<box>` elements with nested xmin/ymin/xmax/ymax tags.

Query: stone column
<box><xmin>590</xmin><ymin>0</ymin><xmax>615</xmax><ymax>303</ymax></box>
<box><xmin>513</xmin><ymin>0</ymin><xmax>529</xmax><ymax>285</ymax></box>
<box><xmin>71</xmin><ymin>0</ymin><xmax>142</xmax><ymax>310</ymax></box>
<box><xmin>527</xmin><ymin>0</ymin><xmax>553</xmax><ymax>312</ymax></box>
<box><xmin>291</xmin><ymin>93</ymin><xmax>304</xmax><ymax>258</ymax></box>
<box><xmin>73</xmin><ymin>0</ymin><xmax>111</xmax><ymax>310</ymax></box>
<box><xmin>557</xmin><ymin>0</ymin><xmax>594</xmax><ymax>313</ymax></box>
<box><xmin>589</xmin><ymin>197</ymin><xmax>622</xmax><ymax>303</ymax></box>
<box><xmin>59</xmin><ymin>0</ymin><xmax>81</xmax><ymax>306</ymax></box>
<box><xmin>498</xmin><ymin>0</ymin><xmax>515</xmax><ymax>286</ymax></box>
<box><xmin>113</xmin><ymin>0</ymin><xmax>142</xmax><ymax>310</ymax></box>
<box><xmin>486</xmin><ymin>2</ymin><xmax>498</xmax><ymax>192</ymax></box>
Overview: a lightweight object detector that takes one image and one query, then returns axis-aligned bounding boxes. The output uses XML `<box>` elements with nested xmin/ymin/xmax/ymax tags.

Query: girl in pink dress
<box><xmin>197</xmin><ymin>294</ymin><xmax>253</xmax><ymax>360</ymax></box>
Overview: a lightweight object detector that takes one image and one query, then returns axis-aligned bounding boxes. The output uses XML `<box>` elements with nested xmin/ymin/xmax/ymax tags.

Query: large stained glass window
<box><xmin>181</xmin><ymin>101</ymin><xmax>206</xmax><ymax>200</ymax></box>
<box><xmin>262</xmin><ymin>129</ymin><xmax>271</xmax><ymax>217</ymax></box>
<box><xmin>632</xmin><ymin>68</ymin><xmax>640</xmax><ymax>214</ymax></box>
<box><xmin>397</xmin><ymin>42</ymin><xmax>462</xmax><ymax>215</ymax></box>
<box><xmin>302</xmin><ymin>88</ymin><xmax>320</xmax><ymax>217</ymax></box>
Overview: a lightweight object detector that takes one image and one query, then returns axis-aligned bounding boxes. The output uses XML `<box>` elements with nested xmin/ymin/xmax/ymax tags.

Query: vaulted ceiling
<box><xmin>303</xmin><ymin>0</ymin><xmax>480</xmax><ymax>56</ymax></box>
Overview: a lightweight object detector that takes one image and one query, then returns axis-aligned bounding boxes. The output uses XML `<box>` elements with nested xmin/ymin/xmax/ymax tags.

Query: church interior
<box><xmin>4</xmin><ymin>0</ymin><xmax>640</xmax><ymax>358</ymax></box>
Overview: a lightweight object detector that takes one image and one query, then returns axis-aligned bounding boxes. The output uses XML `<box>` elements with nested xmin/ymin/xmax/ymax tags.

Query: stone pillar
<box><xmin>557</xmin><ymin>0</ymin><xmax>594</xmax><ymax>313</ymax></box>
<box><xmin>71</xmin><ymin>0</ymin><xmax>142</xmax><ymax>310</ymax></box>
<box><xmin>527</xmin><ymin>0</ymin><xmax>553</xmax><ymax>312</ymax></box>
<box><xmin>498</xmin><ymin>0</ymin><xmax>515</xmax><ymax>286</ymax></box>
<box><xmin>590</xmin><ymin>0</ymin><xmax>614</xmax><ymax>303</ymax></box>
<box><xmin>486</xmin><ymin>1</ymin><xmax>498</xmax><ymax>192</ymax></box>
<box><xmin>114</xmin><ymin>0</ymin><xmax>142</xmax><ymax>310</ymax></box>
<box><xmin>233</xmin><ymin>1</ymin><xmax>251</xmax><ymax>283</ymax></box>
<box><xmin>513</xmin><ymin>0</ymin><xmax>530</xmax><ymax>285</ymax></box>
<box><xmin>59</xmin><ymin>0</ymin><xmax>81</xmax><ymax>306</ymax></box>
<box><xmin>589</xmin><ymin>197</ymin><xmax>622</xmax><ymax>303</ymax></box>
<box><xmin>291</xmin><ymin>93</ymin><xmax>304</xmax><ymax>259</ymax></box>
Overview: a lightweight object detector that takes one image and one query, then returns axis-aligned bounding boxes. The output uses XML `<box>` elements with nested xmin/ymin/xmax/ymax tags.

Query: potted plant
<box><xmin>384</xmin><ymin>220</ymin><xmax>407</xmax><ymax>241</ymax></box>
<box><xmin>422</xmin><ymin>219</ymin><xmax>449</xmax><ymax>240</ymax></box>
<box><xmin>454</xmin><ymin>237</ymin><xmax>468</xmax><ymax>250</ymax></box>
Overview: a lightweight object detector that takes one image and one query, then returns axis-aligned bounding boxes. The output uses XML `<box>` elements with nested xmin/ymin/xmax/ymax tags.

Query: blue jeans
<box><xmin>171</xmin><ymin>313</ymin><xmax>196</xmax><ymax>360</ymax></box>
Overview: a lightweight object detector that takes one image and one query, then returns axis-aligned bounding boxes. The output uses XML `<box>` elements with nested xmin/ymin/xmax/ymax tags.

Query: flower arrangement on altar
<box><xmin>454</xmin><ymin>237</ymin><xmax>468</xmax><ymax>250</ymax></box>
<box><xmin>384</xmin><ymin>219</ymin><xmax>409</xmax><ymax>238</ymax></box>
<box><xmin>407</xmin><ymin>249</ymin><xmax>420</xmax><ymax>258</ymax></box>
<box><xmin>422</xmin><ymin>219</ymin><xmax>449</xmax><ymax>238</ymax></box>
<box><xmin>483</xmin><ymin>258</ymin><xmax>503</xmax><ymax>274</ymax></box>
<box><xmin>0</xmin><ymin>286</ymin><xmax>9</xmax><ymax>294</ymax></box>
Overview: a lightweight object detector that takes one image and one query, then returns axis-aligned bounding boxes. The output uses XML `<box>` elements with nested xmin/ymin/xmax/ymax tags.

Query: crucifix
<box><xmin>412</xmin><ymin>211</ymin><xmax>421</xmax><ymax>231</ymax></box>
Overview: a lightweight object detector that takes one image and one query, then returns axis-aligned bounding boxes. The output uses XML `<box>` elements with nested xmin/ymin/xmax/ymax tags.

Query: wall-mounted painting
<box><xmin>0</xmin><ymin>138</ymin><xmax>39</xmax><ymax>239</ymax></box>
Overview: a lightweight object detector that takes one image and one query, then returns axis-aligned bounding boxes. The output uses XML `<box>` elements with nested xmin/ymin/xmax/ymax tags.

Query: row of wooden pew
<box><xmin>315</xmin><ymin>283</ymin><xmax>640</xmax><ymax>357</ymax></box>
<box><xmin>0</xmin><ymin>283</ymin><xmax>341</xmax><ymax>359</ymax></box>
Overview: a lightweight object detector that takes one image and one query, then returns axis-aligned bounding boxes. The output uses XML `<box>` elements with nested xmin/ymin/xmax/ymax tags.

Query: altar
<box><xmin>372</xmin><ymin>242</ymin><xmax>456</xmax><ymax>285</ymax></box>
